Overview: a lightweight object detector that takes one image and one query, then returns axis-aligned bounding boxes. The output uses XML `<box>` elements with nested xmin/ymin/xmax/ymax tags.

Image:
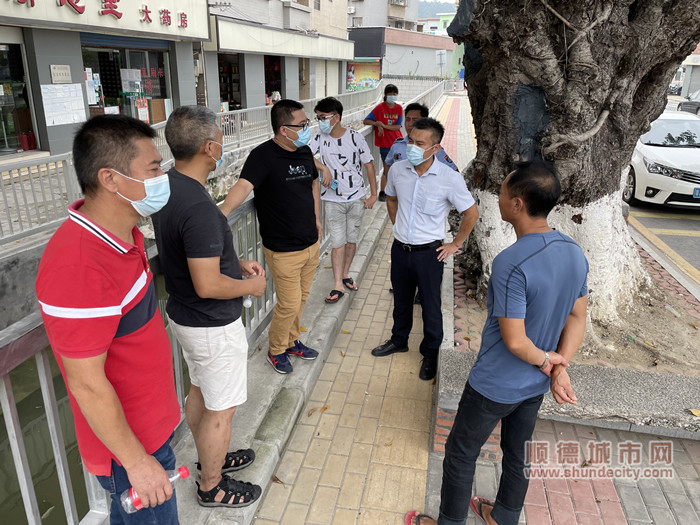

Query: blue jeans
<box><xmin>439</xmin><ymin>382</ymin><xmax>544</xmax><ymax>525</ymax></box>
<box><xmin>96</xmin><ymin>436</ymin><xmax>179</xmax><ymax>525</ymax></box>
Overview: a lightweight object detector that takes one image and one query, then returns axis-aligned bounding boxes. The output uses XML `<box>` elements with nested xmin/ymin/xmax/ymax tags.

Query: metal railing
<box><xmin>150</xmin><ymin>87</ymin><xmax>384</xmax><ymax>169</ymax></box>
<box><xmin>0</xmin><ymin>153</ymin><xmax>81</xmax><ymax>246</ymax></box>
<box><xmin>0</xmin><ymin>79</ymin><xmax>449</xmax><ymax>524</ymax></box>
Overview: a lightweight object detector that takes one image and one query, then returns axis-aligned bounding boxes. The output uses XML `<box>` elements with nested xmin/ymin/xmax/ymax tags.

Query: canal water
<box><xmin>1</xmin><ymin>351</ymin><xmax>89</xmax><ymax>524</ymax></box>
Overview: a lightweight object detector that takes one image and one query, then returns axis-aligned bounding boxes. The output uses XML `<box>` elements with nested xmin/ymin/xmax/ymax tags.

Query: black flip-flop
<box><xmin>325</xmin><ymin>289</ymin><xmax>344</xmax><ymax>303</ymax></box>
<box><xmin>469</xmin><ymin>496</ymin><xmax>495</xmax><ymax>523</ymax></box>
<box><xmin>342</xmin><ymin>277</ymin><xmax>358</xmax><ymax>291</ymax></box>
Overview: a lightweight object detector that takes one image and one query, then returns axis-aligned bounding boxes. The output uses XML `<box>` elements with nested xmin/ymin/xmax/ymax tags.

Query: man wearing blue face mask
<box><xmin>36</xmin><ymin>115</ymin><xmax>182</xmax><ymax>524</ymax></box>
<box><xmin>310</xmin><ymin>97</ymin><xmax>377</xmax><ymax>304</ymax></box>
<box><xmin>221</xmin><ymin>99</ymin><xmax>323</xmax><ymax>375</ymax></box>
<box><xmin>370</xmin><ymin>118</ymin><xmax>479</xmax><ymax>381</ymax></box>
<box><xmin>152</xmin><ymin>106</ymin><xmax>266</xmax><ymax>509</ymax></box>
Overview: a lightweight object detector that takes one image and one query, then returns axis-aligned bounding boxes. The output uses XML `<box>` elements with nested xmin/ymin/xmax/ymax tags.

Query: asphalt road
<box><xmin>629</xmin><ymin>203</ymin><xmax>700</xmax><ymax>284</ymax></box>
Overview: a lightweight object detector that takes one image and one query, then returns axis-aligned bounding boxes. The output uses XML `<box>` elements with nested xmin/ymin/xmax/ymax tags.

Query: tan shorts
<box><xmin>169</xmin><ymin>318</ymin><xmax>248</xmax><ymax>411</ymax></box>
<box><xmin>325</xmin><ymin>200</ymin><xmax>365</xmax><ymax>248</ymax></box>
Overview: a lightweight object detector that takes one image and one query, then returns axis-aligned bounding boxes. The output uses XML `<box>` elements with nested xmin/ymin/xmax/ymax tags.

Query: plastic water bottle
<box><xmin>120</xmin><ymin>465</ymin><xmax>189</xmax><ymax>514</ymax></box>
<box><xmin>243</xmin><ymin>296</ymin><xmax>253</xmax><ymax>308</ymax></box>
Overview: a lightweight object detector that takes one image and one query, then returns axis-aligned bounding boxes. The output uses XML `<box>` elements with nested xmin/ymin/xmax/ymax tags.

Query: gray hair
<box><xmin>165</xmin><ymin>105</ymin><xmax>220</xmax><ymax>161</ymax></box>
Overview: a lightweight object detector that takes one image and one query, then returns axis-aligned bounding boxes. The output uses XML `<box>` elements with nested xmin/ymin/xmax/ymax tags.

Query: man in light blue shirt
<box><xmin>370</xmin><ymin>118</ymin><xmax>479</xmax><ymax>381</ymax></box>
<box><xmin>386</xmin><ymin>104</ymin><xmax>458</xmax><ymax>171</ymax></box>
<box><xmin>379</xmin><ymin>103</ymin><xmax>458</xmax><ymax>202</ymax></box>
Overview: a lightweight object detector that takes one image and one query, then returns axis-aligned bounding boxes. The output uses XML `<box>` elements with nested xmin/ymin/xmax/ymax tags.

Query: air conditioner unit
<box><xmin>347</xmin><ymin>6</ymin><xmax>356</xmax><ymax>14</ymax></box>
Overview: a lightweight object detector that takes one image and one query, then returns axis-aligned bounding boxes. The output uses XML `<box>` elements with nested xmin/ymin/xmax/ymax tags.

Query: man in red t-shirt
<box><xmin>363</xmin><ymin>83</ymin><xmax>404</xmax><ymax>200</ymax></box>
<box><xmin>36</xmin><ymin>115</ymin><xmax>181</xmax><ymax>524</ymax></box>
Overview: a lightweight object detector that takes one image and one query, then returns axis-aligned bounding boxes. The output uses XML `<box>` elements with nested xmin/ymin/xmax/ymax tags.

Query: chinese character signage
<box><xmin>1</xmin><ymin>0</ymin><xmax>209</xmax><ymax>41</ymax></box>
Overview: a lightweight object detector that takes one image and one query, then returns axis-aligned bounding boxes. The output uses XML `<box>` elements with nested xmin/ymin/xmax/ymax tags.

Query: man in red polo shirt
<box><xmin>36</xmin><ymin>115</ymin><xmax>181</xmax><ymax>524</ymax></box>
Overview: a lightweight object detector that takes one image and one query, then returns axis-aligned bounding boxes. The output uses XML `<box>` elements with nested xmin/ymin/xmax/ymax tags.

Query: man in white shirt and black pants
<box><xmin>370</xmin><ymin>118</ymin><xmax>479</xmax><ymax>380</ymax></box>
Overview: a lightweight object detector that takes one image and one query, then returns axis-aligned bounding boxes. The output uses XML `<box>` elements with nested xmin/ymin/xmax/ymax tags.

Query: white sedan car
<box><xmin>623</xmin><ymin>112</ymin><xmax>700</xmax><ymax>208</ymax></box>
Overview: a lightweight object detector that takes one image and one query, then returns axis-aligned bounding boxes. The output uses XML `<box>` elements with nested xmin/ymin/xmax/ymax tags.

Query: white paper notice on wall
<box><xmin>40</xmin><ymin>83</ymin><xmax>87</xmax><ymax>127</ymax></box>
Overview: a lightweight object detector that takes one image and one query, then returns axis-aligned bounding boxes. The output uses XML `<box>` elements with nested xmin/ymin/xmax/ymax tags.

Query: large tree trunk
<box><xmin>449</xmin><ymin>0</ymin><xmax>700</xmax><ymax>322</ymax></box>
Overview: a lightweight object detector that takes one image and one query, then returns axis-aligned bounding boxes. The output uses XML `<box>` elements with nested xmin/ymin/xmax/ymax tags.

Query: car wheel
<box><xmin>622</xmin><ymin>168</ymin><xmax>637</xmax><ymax>204</ymax></box>
<box><xmin>696</xmin><ymin>108</ymin><xmax>700</xmax><ymax>116</ymax></box>
<box><xmin>677</xmin><ymin>104</ymin><xmax>683</xmax><ymax>111</ymax></box>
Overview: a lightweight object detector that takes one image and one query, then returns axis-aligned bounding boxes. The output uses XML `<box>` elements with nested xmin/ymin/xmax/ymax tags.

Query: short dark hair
<box><xmin>271</xmin><ymin>99</ymin><xmax>304</xmax><ymax>134</ymax></box>
<box><xmin>73</xmin><ymin>115</ymin><xmax>156</xmax><ymax>197</ymax></box>
<box><xmin>404</xmin><ymin>103</ymin><xmax>429</xmax><ymax>118</ymax></box>
<box><xmin>165</xmin><ymin>105</ymin><xmax>219</xmax><ymax>161</ymax></box>
<box><xmin>506</xmin><ymin>160</ymin><xmax>562</xmax><ymax>218</ymax></box>
<box><xmin>412</xmin><ymin>117</ymin><xmax>444</xmax><ymax>143</ymax></box>
<box><xmin>384</xmin><ymin>83</ymin><xmax>398</xmax><ymax>101</ymax></box>
<box><xmin>314</xmin><ymin>97</ymin><xmax>344</xmax><ymax>118</ymax></box>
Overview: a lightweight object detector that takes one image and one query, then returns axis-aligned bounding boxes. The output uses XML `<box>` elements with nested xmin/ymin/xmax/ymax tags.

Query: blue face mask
<box><xmin>318</xmin><ymin>118</ymin><xmax>334</xmax><ymax>135</ymax></box>
<box><xmin>210</xmin><ymin>140</ymin><xmax>224</xmax><ymax>169</ymax></box>
<box><xmin>286</xmin><ymin>125</ymin><xmax>311</xmax><ymax>148</ymax></box>
<box><xmin>406</xmin><ymin>144</ymin><xmax>434</xmax><ymax>166</ymax></box>
<box><xmin>113</xmin><ymin>169</ymin><xmax>170</xmax><ymax>217</ymax></box>
<box><xmin>387</xmin><ymin>95</ymin><xmax>398</xmax><ymax>104</ymax></box>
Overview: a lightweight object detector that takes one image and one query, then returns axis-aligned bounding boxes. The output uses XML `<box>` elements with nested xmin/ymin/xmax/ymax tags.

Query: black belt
<box><xmin>394</xmin><ymin>239</ymin><xmax>442</xmax><ymax>252</ymax></box>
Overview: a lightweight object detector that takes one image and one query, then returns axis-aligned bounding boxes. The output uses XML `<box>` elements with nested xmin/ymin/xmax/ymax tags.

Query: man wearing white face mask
<box><xmin>152</xmin><ymin>106</ymin><xmax>266</xmax><ymax>509</ymax></box>
<box><xmin>370</xmin><ymin>118</ymin><xmax>480</xmax><ymax>381</ymax></box>
<box><xmin>36</xmin><ymin>115</ymin><xmax>182</xmax><ymax>523</ymax></box>
<box><xmin>221</xmin><ymin>99</ymin><xmax>323</xmax><ymax>375</ymax></box>
<box><xmin>310</xmin><ymin>97</ymin><xmax>377</xmax><ymax>304</ymax></box>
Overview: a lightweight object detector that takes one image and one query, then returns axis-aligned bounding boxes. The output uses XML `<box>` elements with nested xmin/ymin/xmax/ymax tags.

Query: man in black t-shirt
<box><xmin>153</xmin><ymin>106</ymin><xmax>266</xmax><ymax>509</ymax></box>
<box><xmin>221</xmin><ymin>99</ymin><xmax>322</xmax><ymax>375</ymax></box>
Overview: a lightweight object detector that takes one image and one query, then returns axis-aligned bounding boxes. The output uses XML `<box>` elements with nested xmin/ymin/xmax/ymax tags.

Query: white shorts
<box><xmin>169</xmin><ymin>318</ymin><xmax>248</xmax><ymax>411</ymax></box>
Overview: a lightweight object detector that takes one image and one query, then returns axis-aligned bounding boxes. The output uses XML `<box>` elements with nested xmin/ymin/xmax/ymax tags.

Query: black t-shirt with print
<box><xmin>152</xmin><ymin>169</ymin><xmax>242</xmax><ymax>327</ymax></box>
<box><xmin>240</xmin><ymin>139</ymin><xmax>319</xmax><ymax>252</ymax></box>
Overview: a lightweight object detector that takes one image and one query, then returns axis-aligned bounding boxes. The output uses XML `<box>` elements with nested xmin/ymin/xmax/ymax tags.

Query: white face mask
<box><xmin>113</xmin><ymin>169</ymin><xmax>170</xmax><ymax>217</ymax></box>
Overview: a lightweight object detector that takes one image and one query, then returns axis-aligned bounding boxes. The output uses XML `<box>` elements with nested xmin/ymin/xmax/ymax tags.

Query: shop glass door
<box><xmin>0</xmin><ymin>43</ymin><xmax>36</xmax><ymax>155</ymax></box>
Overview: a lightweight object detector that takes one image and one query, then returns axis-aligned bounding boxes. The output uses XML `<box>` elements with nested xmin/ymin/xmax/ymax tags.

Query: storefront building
<box><xmin>203</xmin><ymin>3</ymin><xmax>354</xmax><ymax>111</ymax></box>
<box><xmin>0</xmin><ymin>0</ymin><xmax>209</xmax><ymax>157</ymax></box>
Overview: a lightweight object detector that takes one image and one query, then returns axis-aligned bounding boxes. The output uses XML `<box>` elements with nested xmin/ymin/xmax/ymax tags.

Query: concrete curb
<box><xmin>174</xmin><ymin>203</ymin><xmax>389</xmax><ymax>525</ymax></box>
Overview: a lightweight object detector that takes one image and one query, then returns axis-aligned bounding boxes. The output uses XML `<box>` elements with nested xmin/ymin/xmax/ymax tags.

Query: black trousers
<box><xmin>439</xmin><ymin>383</ymin><xmax>544</xmax><ymax>525</ymax></box>
<box><xmin>389</xmin><ymin>239</ymin><xmax>444</xmax><ymax>358</ymax></box>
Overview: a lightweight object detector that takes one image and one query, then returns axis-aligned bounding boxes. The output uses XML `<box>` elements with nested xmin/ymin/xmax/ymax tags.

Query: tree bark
<box><xmin>448</xmin><ymin>0</ymin><xmax>700</xmax><ymax>322</ymax></box>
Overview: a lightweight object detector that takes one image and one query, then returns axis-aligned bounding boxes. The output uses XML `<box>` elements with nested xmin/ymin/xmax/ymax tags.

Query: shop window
<box><xmin>218</xmin><ymin>53</ymin><xmax>241</xmax><ymax>112</ymax></box>
<box><xmin>81</xmin><ymin>47</ymin><xmax>172</xmax><ymax>124</ymax></box>
<box><xmin>264</xmin><ymin>55</ymin><xmax>282</xmax><ymax>105</ymax></box>
<box><xmin>0</xmin><ymin>44</ymin><xmax>37</xmax><ymax>155</ymax></box>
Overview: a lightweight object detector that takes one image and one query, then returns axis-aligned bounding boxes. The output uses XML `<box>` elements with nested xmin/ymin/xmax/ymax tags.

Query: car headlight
<box><xmin>643</xmin><ymin>158</ymin><xmax>680</xmax><ymax>179</ymax></box>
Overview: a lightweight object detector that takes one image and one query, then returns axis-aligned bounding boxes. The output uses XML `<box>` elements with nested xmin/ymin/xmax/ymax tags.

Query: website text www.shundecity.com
<box><xmin>523</xmin><ymin>439</ymin><xmax>676</xmax><ymax>481</ymax></box>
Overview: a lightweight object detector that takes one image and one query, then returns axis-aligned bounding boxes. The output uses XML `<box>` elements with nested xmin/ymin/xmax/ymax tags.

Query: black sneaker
<box><xmin>378</xmin><ymin>190</ymin><xmax>386</xmax><ymax>202</ymax></box>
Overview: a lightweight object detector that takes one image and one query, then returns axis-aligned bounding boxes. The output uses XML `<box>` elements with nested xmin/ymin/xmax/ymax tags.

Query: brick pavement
<box><xmin>253</xmin><ymin>224</ymin><xmax>433</xmax><ymax>525</ymax></box>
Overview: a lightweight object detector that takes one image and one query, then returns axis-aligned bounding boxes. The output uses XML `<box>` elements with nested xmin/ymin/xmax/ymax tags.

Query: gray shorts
<box><xmin>325</xmin><ymin>200</ymin><xmax>365</xmax><ymax>248</ymax></box>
